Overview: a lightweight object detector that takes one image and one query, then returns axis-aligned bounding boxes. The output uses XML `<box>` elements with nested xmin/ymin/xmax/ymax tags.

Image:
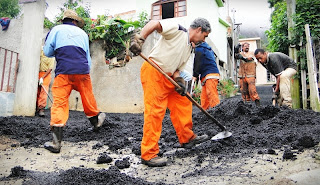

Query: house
<box><xmin>135</xmin><ymin>0</ymin><xmax>231</xmax><ymax>80</ymax></box>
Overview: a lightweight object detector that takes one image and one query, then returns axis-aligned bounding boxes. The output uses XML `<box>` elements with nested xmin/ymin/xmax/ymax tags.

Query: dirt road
<box><xmin>0</xmin><ymin>85</ymin><xmax>319</xmax><ymax>184</ymax></box>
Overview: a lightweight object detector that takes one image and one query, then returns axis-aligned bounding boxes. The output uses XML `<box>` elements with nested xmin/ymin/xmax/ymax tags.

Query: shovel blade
<box><xmin>211</xmin><ymin>131</ymin><xmax>232</xmax><ymax>141</ymax></box>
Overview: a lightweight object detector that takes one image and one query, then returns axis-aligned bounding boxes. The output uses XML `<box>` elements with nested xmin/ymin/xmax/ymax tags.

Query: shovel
<box><xmin>40</xmin><ymin>84</ymin><xmax>53</xmax><ymax>103</ymax></box>
<box><xmin>139</xmin><ymin>53</ymin><xmax>232</xmax><ymax>141</ymax></box>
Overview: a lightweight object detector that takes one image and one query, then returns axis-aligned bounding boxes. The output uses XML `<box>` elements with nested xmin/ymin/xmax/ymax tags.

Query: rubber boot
<box><xmin>44</xmin><ymin>126</ymin><xmax>63</xmax><ymax>153</ymax></box>
<box><xmin>89</xmin><ymin>112</ymin><xmax>106</xmax><ymax>131</ymax></box>
<box><xmin>38</xmin><ymin>109</ymin><xmax>45</xmax><ymax>117</ymax></box>
<box><xmin>255</xmin><ymin>99</ymin><xmax>260</xmax><ymax>106</ymax></box>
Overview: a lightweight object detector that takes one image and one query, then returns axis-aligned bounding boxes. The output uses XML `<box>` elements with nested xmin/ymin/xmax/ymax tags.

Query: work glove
<box><xmin>174</xmin><ymin>77</ymin><xmax>186</xmax><ymax>96</ymax></box>
<box><xmin>129</xmin><ymin>33</ymin><xmax>145</xmax><ymax>56</ymax></box>
<box><xmin>39</xmin><ymin>78</ymin><xmax>43</xmax><ymax>86</ymax></box>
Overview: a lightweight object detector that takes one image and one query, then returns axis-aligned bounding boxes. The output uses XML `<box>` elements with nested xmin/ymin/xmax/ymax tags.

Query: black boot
<box><xmin>255</xmin><ymin>99</ymin><xmax>260</xmax><ymax>106</ymax></box>
<box><xmin>89</xmin><ymin>112</ymin><xmax>106</xmax><ymax>131</ymax></box>
<box><xmin>44</xmin><ymin>126</ymin><xmax>63</xmax><ymax>153</ymax></box>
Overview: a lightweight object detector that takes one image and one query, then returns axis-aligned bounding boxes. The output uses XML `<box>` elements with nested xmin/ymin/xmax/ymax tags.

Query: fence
<box><xmin>302</xmin><ymin>24</ymin><xmax>320</xmax><ymax>111</ymax></box>
<box><xmin>0</xmin><ymin>47</ymin><xmax>19</xmax><ymax>93</ymax></box>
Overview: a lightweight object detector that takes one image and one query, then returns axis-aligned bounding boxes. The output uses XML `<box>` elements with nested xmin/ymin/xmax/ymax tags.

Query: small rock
<box><xmin>96</xmin><ymin>154</ymin><xmax>112</xmax><ymax>164</ymax></box>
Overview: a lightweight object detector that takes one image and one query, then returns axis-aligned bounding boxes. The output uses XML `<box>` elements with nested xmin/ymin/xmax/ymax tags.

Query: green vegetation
<box><xmin>0</xmin><ymin>0</ymin><xmax>21</xmax><ymax>18</ymax></box>
<box><xmin>218</xmin><ymin>79</ymin><xmax>238</xmax><ymax>98</ymax></box>
<box><xmin>88</xmin><ymin>15</ymin><xmax>147</xmax><ymax>60</ymax></box>
<box><xmin>192</xmin><ymin>85</ymin><xmax>202</xmax><ymax>104</ymax></box>
<box><xmin>44</xmin><ymin>0</ymin><xmax>147</xmax><ymax>61</ymax></box>
<box><xmin>266</xmin><ymin>0</ymin><xmax>320</xmax><ymax>55</ymax></box>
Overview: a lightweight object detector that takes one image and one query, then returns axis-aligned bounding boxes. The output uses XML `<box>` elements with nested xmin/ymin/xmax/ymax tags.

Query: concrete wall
<box><xmin>67</xmin><ymin>35</ymin><xmax>156</xmax><ymax>113</ymax></box>
<box><xmin>0</xmin><ymin>19</ymin><xmax>23</xmax><ymax>53</ymax></box>
<box><xmin>0</xmin><ymin>16</ymin><xmax>23</xmax><ymax>117</ymax></box>
<box><xmin>0</xmin><ymin>1</ymin><xmax>45</xmax><ymax>117</ymax></box>
<box><xmin>0</xmin><ymin>93</ymin><xmax>15</xmax><ymax>116</ymax></box>
<box><xmin>13</xmin><ymin>0</ymin><xmax>46</xmax><ymax>116</ymax></box>
<box><xmin>68</xmin><ymin>40</ymin><xmax>146</xmax><ymax>113</ymax></box>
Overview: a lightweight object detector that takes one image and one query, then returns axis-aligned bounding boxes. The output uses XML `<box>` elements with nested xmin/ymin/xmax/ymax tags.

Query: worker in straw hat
<box><xmin>43</xmin><ymin>9</ymin><xmax>106</xmax><ymax>153</ymax></box>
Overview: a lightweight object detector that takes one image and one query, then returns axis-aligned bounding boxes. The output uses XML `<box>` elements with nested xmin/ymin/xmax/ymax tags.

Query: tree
<box><xmin>266</xmin><ymin>0</ymin><xmax>320</xmax><ymax>55</ymax></box>
<box><xmin>265</xmin><ymin>1</ymin><xmax>289</xmax><ymax>54</ymax></box>
<box><xmin>0</xmin><ymin>0</ymin><xmax>21</xmax><ymax>18</ymax></box>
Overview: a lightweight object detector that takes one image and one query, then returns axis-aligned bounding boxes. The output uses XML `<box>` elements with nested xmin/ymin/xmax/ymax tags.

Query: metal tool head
<box><xmin>211</xmin><ymin>131</ymin><xmax>232</xmax><ymax>141</ymax></box>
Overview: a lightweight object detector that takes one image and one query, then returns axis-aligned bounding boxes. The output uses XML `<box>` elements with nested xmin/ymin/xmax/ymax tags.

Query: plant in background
<box><xmin>266</xmin><ymin>0</ymin><xmax>320</xmax><ymax>56</ymax></box>
<box><xmin>192</xmin><ymin>85</ymin><xmax>202</xmax><ymax>104</ymax></box>
<box><xmin>44</xmin><ymin>0</ymin><xmax>90</xmax><ymax>30</ymax></box>
<box><xmin>89</xmin><ymin>16</ymin><xmax>143</xmax><ymax>60</ymax></box>
<box><xmin>0</xmin><ymin>0</ymin><xmax>21</xmax><ymax>18</ymax></box>
<box><xmin>218</xmin><ymin>79</ymin><xmax>238</xmax><ymax>98</ymax></box>
<box><xmin>44</xmin><ymin>1</ymin><xmax>147</xmax><ymax>65</ymax></box>
<box><xmin>265</xmin><ymin>1</ymin><xmax>289</xmax><ymax>54</ymax></box>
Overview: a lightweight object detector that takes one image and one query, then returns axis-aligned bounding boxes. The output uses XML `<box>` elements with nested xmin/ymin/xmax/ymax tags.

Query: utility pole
<box><xmin>231</xmin><ymin>8</ymin><xmax>236</xmax><ymax>82</ymax></box>
<box><xmin>287</xmin><ymin>0</ymin><xmax>300</xmax><ymax>109</ymax></box>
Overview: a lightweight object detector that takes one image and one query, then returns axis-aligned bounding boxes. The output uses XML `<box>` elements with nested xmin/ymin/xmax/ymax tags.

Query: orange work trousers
<box><xmin>50</xmin><ymin>74</ymin><xmax>99</xmax><ymax>127</ymax></box>
<box><xmin>239</xmin><ymin>77</ymin><xmax>260</xmax><ymax>102</ymax></box>
<box><xmin>37</xmin><ymin>72</ymin><xmax>51</xmax><ymax>110</ymax></box>
<box><xmin>200</xmin><ymin>74</ymin><xmax>220</xmax><ymax>110</ymax></box>
<box><xmin>140</xmin><ymin>62</ymin><xmax>195</xmax><ymax>161</ymax></box>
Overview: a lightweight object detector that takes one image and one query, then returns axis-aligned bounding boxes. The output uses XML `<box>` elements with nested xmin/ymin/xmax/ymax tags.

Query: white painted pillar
<box><xmin>13</xmin><ymin>0</ymin><xmax>46</xmax><ymax>116</ymax></box>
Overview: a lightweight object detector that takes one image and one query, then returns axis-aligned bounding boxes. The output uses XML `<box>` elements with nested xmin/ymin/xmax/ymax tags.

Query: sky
<box><xmin>45</xmin><ymin>0</ymin><xmax>136</xmax><ymax>21</ymax></box>
<box><xmin>228</xmin><ymin>0</ymin><xmax>272</xmax><ymax>41</ymax></box>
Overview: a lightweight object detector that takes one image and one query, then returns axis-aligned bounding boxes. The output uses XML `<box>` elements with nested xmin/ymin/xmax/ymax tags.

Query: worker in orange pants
<box><xmin>236</xmin><ymin>42</ymin><xmax>260</xmax><ymax>106</ymax></box>
<box><xmin>200</xmin><ymin>74</ymin><xmax>220</xmax><ymax>110</ymax></box>
<box><xmin>130</xmin><ymin>18</ymin><xmax>211</xmax><ymax>167</ymax></box>
<box><xmin>36</xmin><ymin>50</ymin><xmax>54</xmax><ymax>117</ymax></box>
<box><xmin>43</xmin><ymin>10</ymin><xmax>106</xmax><ymax>153</ymax></box>
<box><xmin>140</xmin><ymin>62</ymin><xmax>196</xmax><ymax>161</ymax></box>
<box><xmin>239</xmin><ymin>77</ymin><xmax>260</xmax><ymax>102</ymax></box>
<box><xmin>193</xmin><ymin>42</ymin><xmax>220</xmax><ymax>110</ymax></box>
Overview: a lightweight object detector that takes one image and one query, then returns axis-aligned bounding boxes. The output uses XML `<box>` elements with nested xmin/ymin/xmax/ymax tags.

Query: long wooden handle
<box><xmin>41</xmin><ymin>84</ymin><xmax>53</xmax><ymax>103</ymax></box>
<box><xmin>139</xmin><ymin>53</ymin><xmax>226</xmax><ymax>131</ymax></box>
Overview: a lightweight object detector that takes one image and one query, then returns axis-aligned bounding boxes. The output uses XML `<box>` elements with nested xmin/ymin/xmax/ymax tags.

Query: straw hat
<box><xmin>62</xmin><ymin>9</ymin><xmax>84</xmax><ymax>28</ymax></box>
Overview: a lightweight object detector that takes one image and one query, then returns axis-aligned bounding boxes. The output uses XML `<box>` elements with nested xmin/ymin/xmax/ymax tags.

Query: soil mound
<box><xmin>0</xmin><ymin>93</ymin><xmax>319</xmax><ymax>184</ymax></box>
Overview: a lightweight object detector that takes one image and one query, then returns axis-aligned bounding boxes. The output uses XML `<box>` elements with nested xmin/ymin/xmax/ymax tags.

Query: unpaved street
<box><xmin>0</xmin><ymin>85</ymin><xmax>320</xmax><ymax>184</ymax></box>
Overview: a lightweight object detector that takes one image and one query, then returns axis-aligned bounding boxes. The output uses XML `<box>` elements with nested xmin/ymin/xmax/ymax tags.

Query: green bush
<box><xmin>218</xmin><ymin>79</ymin><xmax>238</xmax><ymax>98</ymax></box>
<box><xmin>192</xmin><ymin>85</ymin><xmax>202</xmax><ymax>104</ymax></box>
<box><xmin>43</xmin><ymin>0</ymin><xmax>148</xmax><ymax>61</ymax></box>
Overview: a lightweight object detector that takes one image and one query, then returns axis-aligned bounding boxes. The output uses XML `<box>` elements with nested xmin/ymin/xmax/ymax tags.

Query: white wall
<box><xmin>13</xmin><ymin>0</ymin><xmax>46</xmax><ymax>116</ymax></box>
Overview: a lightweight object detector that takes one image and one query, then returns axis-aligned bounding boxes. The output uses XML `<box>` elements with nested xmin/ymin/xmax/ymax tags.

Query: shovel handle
<box><xmin>41</xmin><ymin>84</ymin><xmax>53</xmax><ymax>103</ymax></box>
<box><xmin>139</xmin><ymin>53</ymin><xmax>226</xmax><ymax>131</ymax></box>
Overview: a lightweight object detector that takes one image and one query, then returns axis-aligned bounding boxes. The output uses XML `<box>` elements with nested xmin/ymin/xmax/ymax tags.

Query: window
<box><xmin>151</xmin><ymin>0</ymin><xmax>187</xmax><ymax>20</ymax></box>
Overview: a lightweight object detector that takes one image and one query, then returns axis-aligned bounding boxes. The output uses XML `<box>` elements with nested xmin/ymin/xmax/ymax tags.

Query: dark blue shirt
<box><xmin>193</xmin><ymin>42</ymin><xmax>219</xmax><ymax>80</ymax></box>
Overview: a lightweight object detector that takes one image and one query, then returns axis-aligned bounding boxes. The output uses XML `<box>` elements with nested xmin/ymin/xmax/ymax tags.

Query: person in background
<box><xmin>254</xmin><ymin>48</ymin><xmax>297</xmax><ymax>108</ymax></box>
<box><xmin>130</xmin><ymin>18</ymin><xmax>211</xmax><ymax>167</ymax></box>
<box><xmin>236</xmin><ymin>42</ymin><xmax>260</xmax><ymax>106</ymax></box>
<box><xmin>36</xmin><ymin>49</ymin><xmax>54</xmax><ymax>117</ymax></box>
<box><xmin>43</xmin><ymin>9</ymin><xmax>106</xmax><ymax>153</ymax></box>
<box><xmin>193</xmin><ymin>41</ymin><xmax>220</xmax><ymax>110</ymax></box>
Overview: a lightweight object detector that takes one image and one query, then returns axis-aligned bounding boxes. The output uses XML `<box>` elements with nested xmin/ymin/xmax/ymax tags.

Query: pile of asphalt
<box><xmin>0</xmin><ymin>85</ymin><xmax>319</xmax><ymax>184</ymax></box>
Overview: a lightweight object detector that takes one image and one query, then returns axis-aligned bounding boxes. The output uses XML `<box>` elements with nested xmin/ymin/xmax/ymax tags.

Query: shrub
<box><xmin>218</xmin><ymin>79</ymin><xmax>238</xmax><ymax>98</ymax></box>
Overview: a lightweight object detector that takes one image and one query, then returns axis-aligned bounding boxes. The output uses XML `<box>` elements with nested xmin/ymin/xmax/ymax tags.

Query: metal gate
<box><xmin>0</xmin><ymin>47</ymin><xmax>19</xmax><ymax>93</ymax></box>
